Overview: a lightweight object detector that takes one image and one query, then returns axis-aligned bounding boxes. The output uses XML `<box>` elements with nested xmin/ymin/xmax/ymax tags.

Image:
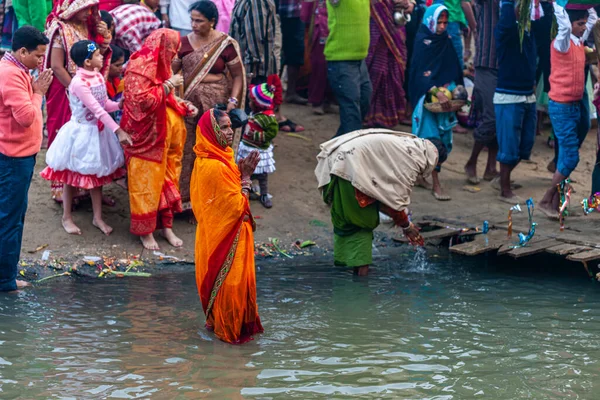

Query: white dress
<box><xmin>41</xmin><ymin>68</ymin><xmax>125</xmax><ymax>189</ymax></box>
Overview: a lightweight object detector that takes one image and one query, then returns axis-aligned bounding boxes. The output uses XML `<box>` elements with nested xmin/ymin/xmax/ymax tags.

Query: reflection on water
<box><xmin>0</xmin><ymin>250</ymin><xmax>599</xmax><ymax>398</ymax></box>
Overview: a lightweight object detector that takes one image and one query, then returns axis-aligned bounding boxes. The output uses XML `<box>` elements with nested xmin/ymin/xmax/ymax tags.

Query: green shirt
<box><xmin>443</xmin><ymin>0</ymin><xmax>468</xmax><ymax>26</ymax></box>
<box><xmin>13</xmin><ymin>0</ymin><xmax>52</xmax><ymax>32</ymax></box>
<box><xmin>324</xmin><ymin>0</ymin><xmax>370</xmax><ymax>61</ymax></box>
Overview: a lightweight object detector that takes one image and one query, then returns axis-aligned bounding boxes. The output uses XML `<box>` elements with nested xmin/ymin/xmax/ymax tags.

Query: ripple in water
<box><xmin>0</xmin><ymin>250</ymin><xmax>597</xmax><ymax>398</ymax></box>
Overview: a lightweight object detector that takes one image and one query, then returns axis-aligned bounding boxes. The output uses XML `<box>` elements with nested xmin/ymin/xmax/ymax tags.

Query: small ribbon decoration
<box><xmin>507</xmin><ymin>204</ymin><xmax>522</xmax><ymax>238</ymax></box>
<box><xmin>582</xmin><ymin>192</ymin><xmax>600</xmax><ymax>215</ymax></box>
<box><xmin>557</xmin><ymin>179</ymin><xmax>572</xmax><ymax>231</ymax></box>
<box><xmin>514</xmin><ymin>198</ymin><xmax>536</xmax><ymax>248</ymax></box>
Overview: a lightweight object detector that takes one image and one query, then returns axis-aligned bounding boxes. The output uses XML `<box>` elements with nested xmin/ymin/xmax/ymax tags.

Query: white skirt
<box><xmin>237</xmin><ymin>142</ymin><xmax>276</xmax><ymax>175</ymax></box>
<box><xmin>45</xmin><ymin>120</ymin><xmax>124</xmax><ymax>178</ymax></box>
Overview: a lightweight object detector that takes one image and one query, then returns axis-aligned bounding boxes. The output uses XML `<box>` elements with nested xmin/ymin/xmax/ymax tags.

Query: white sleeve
<box><xmin>553</xmin><ymin>3</ymin><xmax>572</xmax><ymax>53</ymax></box>
<box><xmin>160</xmin><ymin>0</ymin><xmax>169</xmax><ymax>15</ymax></box>
<box><xmin>582</xmin><ymin>7</ymin><xmax>598</xmax><ymax>42</ymax></box>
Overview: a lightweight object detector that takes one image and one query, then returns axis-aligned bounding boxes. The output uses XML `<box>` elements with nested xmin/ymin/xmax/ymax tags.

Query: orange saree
<box><xmin>190</xmin><ymin>109</ymin><xmax>263</xmax><ymax>344</ymax></box>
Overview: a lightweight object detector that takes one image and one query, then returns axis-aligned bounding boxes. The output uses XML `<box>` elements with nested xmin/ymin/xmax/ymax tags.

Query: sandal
<box><xmin>260</xmin><ymin>194</ymin><xmax>273</xmax><ymax>209</ymax></box>
<box><xmin>279</xmin><ymin>119</ymin><xmax>305</xmax><ymax>133</ymax></box>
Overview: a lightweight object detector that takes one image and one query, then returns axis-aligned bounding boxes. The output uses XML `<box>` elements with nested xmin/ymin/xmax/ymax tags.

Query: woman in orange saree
<box><xmin>191</xmin><ymin>108</ymin><xmax>263</xmax><ymax>344</ymax></box>
<box><xmin>44</xmin><ymin>0</ymin><xmax>112</xmax><ymax>202</ymax></box>
<box><xmin>121</xmin><ymin>29</ymin><xmax>197</xmax><ymax>251</ymax></box>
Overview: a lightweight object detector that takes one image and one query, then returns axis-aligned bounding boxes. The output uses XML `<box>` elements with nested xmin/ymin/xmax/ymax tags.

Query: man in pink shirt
<box><xmin>0</xmin><ymin>26</ymin><xmax>53</xmax><ymax>292</ymax></box>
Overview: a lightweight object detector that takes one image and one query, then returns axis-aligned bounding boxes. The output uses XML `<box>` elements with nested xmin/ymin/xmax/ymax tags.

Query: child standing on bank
<box><xmin>493</xmin><ymin>0</ymin><xmax>537</xmax><ymax>204</ymax></box>
<box><xmin>106</xmin><ymin>44</ymin><xmax>125</xmax><ymax>124</ymax></box>
<box><xmin>41</xmin><ymin>40</ymin><xmax>132</xmax><ymax>235</ymax></box>
<box><xmin>539</xmin><ymin>3</ymin><xmax>597</xmax><ymax>219</ymax></box>
<box><xmin>236</xmin><ymin>79</ymin><xmax>280</xmax><ymax>208</ymax></box>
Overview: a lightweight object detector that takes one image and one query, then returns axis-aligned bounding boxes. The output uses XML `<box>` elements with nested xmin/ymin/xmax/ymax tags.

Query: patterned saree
<box><xmin>191</xmin><ymin>109</ymin><xmax>263</xmax><ymax>344</ymax></box>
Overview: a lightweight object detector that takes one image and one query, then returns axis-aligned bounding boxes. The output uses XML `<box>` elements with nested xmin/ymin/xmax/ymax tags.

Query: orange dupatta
<box><xmin>190</xmin><ymin>109</ymin><xmax>263</xmax><ymax>344</ymax></box>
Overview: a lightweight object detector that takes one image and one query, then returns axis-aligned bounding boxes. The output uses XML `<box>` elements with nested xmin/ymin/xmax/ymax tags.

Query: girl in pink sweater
<box><xmin>41</xmin><ymin>40</ymin><xmax>132</xmax><ymax>236</ymax></box>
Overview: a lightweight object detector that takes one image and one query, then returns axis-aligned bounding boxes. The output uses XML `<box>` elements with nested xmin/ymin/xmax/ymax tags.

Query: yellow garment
<box><xmin>191</xmin><ymin>109</ymin><xmax>263</xmax><ymax>344</ymax></box>
<box><xmin>128</xmin><ymin>107</ymin><xmax>185</xmax><ymax>235</ymax></box>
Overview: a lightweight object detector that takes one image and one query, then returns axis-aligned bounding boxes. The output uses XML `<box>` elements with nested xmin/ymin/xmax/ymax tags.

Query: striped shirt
<box><xmin>474</xmin><ymin>0</ymin><xmax>499</xmax><ymax>69</ymax></box>
<box><xmin>229</xmin><ymin>0</ymin><xmax>278</xmax><ymax>78</ymax></box>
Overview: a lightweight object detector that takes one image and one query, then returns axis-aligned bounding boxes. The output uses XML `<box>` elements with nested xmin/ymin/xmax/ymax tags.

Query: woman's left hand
<box><xmin>226</xmin><ymin>101</ymin><xmax>237</xmax><ymax>112</ymax></box>
<box><xmin>403</xmin><ymin>223</ymin><xmax>425</xmax><ymax>246</ymax></box>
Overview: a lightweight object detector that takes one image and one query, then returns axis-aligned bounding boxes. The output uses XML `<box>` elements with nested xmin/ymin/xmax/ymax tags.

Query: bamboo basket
<box><xmin>424</xmin><ymin>100</ymin><xmax>466</xmax><ymax>113</ymax></box>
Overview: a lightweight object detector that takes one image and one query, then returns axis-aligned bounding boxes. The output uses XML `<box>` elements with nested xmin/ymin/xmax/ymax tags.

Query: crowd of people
<box><xmin>0</xmin><ymin>0</ymin><xmax>600</xmax><ymax>344</ymax></box>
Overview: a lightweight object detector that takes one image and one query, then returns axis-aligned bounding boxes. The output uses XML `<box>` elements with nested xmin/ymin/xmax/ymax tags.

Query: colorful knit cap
<box><xmin>250</xmin><ymin>83</ymin><xmax>275</xmax><ymax>110</ymax></box>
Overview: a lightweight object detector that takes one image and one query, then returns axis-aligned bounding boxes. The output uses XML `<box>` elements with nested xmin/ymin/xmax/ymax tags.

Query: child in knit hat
<box><xmin>236</xmin><ymin>77</ymin><xmax>280</xmax><ymax>208</ymax></box>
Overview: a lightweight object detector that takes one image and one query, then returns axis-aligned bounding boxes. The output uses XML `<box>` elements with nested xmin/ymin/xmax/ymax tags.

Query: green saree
<box><xmin>323</xmin><ymin>177</ymin><xmax>380</xmax><ymax>267</ymax></box>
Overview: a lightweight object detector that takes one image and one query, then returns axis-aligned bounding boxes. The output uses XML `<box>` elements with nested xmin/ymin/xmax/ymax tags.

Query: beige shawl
<box><xmin>315</xmin><ymin>129</ymin><xmax>439</xmax><ymax>212</ymax></box>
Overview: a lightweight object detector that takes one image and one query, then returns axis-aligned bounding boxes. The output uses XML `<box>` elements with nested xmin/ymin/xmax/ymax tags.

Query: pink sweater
<box><xmin>0</xmin><ymin>58</ymin><xmax>43</xmax><ymax>157</ymax></box>
<box><xmin>70</xmin><ymin>68</ymin><xmax>120</xmax><ymax>133</ymax></box>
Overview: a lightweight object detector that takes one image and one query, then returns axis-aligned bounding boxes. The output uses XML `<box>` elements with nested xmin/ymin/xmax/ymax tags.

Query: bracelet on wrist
<box><xmin>401</xmin><ymin>222</ymin><xmax>412</xmax><ymax>232</ymax></box>
<box><xmin>228</xmin><ymin>97</ymin><xmax>238</xmax><ymax>105</ymax></box>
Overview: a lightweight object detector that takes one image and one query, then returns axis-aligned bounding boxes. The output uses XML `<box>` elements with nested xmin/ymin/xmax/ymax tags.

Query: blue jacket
<box><xmin>495</xmin><ymin>0</ymin><xmax>537</xmax><ymax>96</ymax></box>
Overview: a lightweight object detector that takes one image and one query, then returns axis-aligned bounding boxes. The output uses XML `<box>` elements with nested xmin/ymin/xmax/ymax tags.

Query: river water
<box><xmin>0</xmin><ymin>249</ymin><xmax>599</xmax><ymax>399</ymax></box>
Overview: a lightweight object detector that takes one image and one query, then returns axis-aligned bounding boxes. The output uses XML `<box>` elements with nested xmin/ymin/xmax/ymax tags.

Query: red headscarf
<box><xmin>194</xmin><ymin>109</ymin><xmax>234</xmax><ymax>166</ymax></box>
<box><xmin>121</xmin><ymin>29</ymin><xmax>188</xmax><ymax>163</ymax></box>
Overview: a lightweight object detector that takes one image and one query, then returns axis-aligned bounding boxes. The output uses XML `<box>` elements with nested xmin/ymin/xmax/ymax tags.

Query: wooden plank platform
<box><xmin>567</xmin><ymin>249</ymin><xmax>600</xmax><ymax>262</ymax></box>
<box><xmin>546</xmin><ymin>243</ymin><xmax>592</xmax><ymax>256</ymax></box>
<box><xmin>505</xmin><ymin>239</ymin><xmax>562</xmax><ymax>259</ymax></box>
<box><xmin>450</xmin><ymin>231</ymin><xmax>509</xmax><ymax>256</ymax></box>
<box><xmin>497</xmin><ymin>236</ymin><xmax>551</xmax><ymax>256</ymax></box>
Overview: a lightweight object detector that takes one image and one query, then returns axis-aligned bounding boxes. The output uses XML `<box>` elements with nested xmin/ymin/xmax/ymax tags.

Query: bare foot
<box><xmin>416</xmin><ymin>176</ymin><xmax>433</xmax><ymax>190</ymax></box>
<box><xmin>353</xmin><ymin>266</ymin><xmax>369</xmax><ymax>276</ymax></box>
<box><xmin>464</xmin><ymin>163</ymin><xmax>480</xmax><ymax>184</ymax></box>
<box><xmin>160</xmin><ymin>228</ymin><xmax>183</xmax><ymax>248</ymax></box>
<box><xmin>93</xmin><ymin>218</ymin><xmax>113</xmax><ymax>236</ymax></box>
<box><xmin>539</xmin><ymin>202</ymin><xmax>559</xmax><ymax>220</ymax></box>
<box><xmin>483</xmin><ymin>170</ymin><xmax>499</xmax><ymax>181</ymax></box>
<box><xmin>16</xmin><ymin>280</ymin><xmax>31</xmax><ymax>289</ymax></box>
<box><xmin>432</xmin><ymin>183</ymin><xmax>451</xmax><ymax>201</ymax></box>
<box><xmin>140</xmin><ymin>234</ymin><xmax>160</xmax><ymax>250</ymax></box>
<box><xmin>62</xmin><ymin>218</ymin><xmax>82</xmax><ymax>235</ymax></box>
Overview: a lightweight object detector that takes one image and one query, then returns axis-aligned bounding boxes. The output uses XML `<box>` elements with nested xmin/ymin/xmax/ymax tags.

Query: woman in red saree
<box><xmin>365</xmin><ymin>0</ymin><xmax>414</xmax><ymax>127</ymax></box>
<box><xmin>121</xmin><ymin>29</ymin><xmax>197</xmax><ymax>251</ymax></box>
<box><xmin>191</xmin><ymin>108</ymin><xmax>263</xmax><ymax>344</ymax></box>
<box><xmin>44</xmin><ymin>0</ymin><xmax>112</xmax><ymax>202</ymax></box>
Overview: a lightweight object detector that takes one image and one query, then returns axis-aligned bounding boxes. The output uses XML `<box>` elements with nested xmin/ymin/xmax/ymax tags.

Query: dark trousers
<box><xmin>327</xmin><ymin>60</ymin><xmax>373</xmax><ymax>137</ymax></box>
<box><xmin>0</xmin><ymin>153</ymin><xmax>35</xmax><ymax>292</ymax></box>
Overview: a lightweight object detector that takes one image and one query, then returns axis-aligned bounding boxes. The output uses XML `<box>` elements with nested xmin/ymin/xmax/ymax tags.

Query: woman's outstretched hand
<box><xmin>404</xmin><ymin>222</ymin><xmax>425</xmax><ymax>246</ymax></box>
<box><xmin>238</xmin><ymin>150</ymin><xmax>260</xmax><ymax>179</ymax></box>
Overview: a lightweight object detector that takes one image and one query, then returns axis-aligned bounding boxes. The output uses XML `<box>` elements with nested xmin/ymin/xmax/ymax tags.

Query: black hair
<box><xmin>70</xmin><ymin>40</ymin><xmax>98</xmax><ymax>67</ymax></box>
<box><xmin>110</xmin><ymin>44</ymin><xmax>125</xmax><ymax>63</ymax></box>
<box><xmin>567</xmin><ymin>9</ymin><xmax>589</xmax><ymax>23</ymax></box>
<box><xmin>213</xmin><ymin>107</ymin><xmax>226</xmax><ymax>121</ymax></box>
<box><xmin>100</xmin><ymin>10</ymin><xmax>114</xmax><ymax>30</ymax></box>
<box><xmin>189</xmin><ymin>0</ymin><xmax>219</xmax><ymax>26</ymax></box>
<box><xmin>12</xmin><ymin>25</ymin><xmax>49</xmax><ymax>52</ymax></box>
